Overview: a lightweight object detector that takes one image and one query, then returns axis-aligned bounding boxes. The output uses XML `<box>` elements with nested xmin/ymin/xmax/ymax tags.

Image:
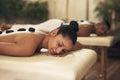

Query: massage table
<box><xmin>77</xmin><ymin>36</ymin><xmax>114</xmax><ymax>80</ymax></box>
<box><xmin>0</xmin><ymin>49</ymin><xmax>97</xmax><ymax>80</ymax></box>
<box><xmin>0</xmin><ymin>20</ymin><xmax>97</xmax><ymax>80</ymax></box>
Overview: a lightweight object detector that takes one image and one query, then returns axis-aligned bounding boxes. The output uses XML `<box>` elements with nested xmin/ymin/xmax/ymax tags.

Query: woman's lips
<box><xmin>50</xmin><ymin>48</ymin><xmax>58</xmax><ymax>55</ymax></box>
<box><xmin>48</xmin><ymin>48</ymin><xmax>54</xmax><ymax>54</ymax></box>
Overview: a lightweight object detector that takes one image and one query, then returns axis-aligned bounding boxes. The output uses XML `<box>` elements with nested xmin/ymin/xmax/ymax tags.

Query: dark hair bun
<box><xmin>69</xmin><ymin>21</ymin><xmax>79</xmax><ymax>32</ymax></box>
<box><xmin>104</xmin><ymin>20</ymin><xmax>110</xmax><ymax>29</ymax></box>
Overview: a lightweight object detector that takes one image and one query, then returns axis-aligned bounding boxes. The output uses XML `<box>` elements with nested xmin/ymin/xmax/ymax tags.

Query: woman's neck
<box><xmin>41</xmin><ymin>34</ymin><xmax>50</xmax><ymax>49</ymax></box>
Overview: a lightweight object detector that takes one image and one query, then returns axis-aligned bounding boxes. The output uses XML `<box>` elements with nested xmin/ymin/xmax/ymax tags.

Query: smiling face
<box><xmin>48</xmin><ymin>34</ymin><xmax>73</xmax><ymax>55</ymax></box>
<box><xmin>47</xmin><ymin>21</ymin><xmax>78</xmax><ymax>55</ymax></box>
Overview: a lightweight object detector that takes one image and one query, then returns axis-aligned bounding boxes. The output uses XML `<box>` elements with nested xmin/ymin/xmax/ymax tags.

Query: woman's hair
<box><xmin>104</xmin><ymin>20</ymin><xmax>111</xmax><ymax>30</ymax></box>
<box><xmin>57</xmin><ymin>21</ymin><xmax>79</xmax><ymax>45</ymax></box>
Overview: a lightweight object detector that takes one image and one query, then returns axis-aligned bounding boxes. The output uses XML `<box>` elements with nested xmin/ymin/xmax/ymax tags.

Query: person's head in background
<box><xmin>48</xmin><ymin>21</ymin><xmax>79</xmax><ymax>55</ymax></box>
<box><xmin>94</xmin><ymin>20</ymin><xmax>111</xmax><ymax>36</ymax></box>
<box><xmin>75</xmin><ymin>20</ymin><xmax>111</xmax><ymax>36</ymax></box>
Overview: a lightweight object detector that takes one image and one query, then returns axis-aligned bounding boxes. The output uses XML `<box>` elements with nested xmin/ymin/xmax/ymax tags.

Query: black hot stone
<box><xmin>6</xmin><ymin>30</ymin><xmax>14</xmax><ymax>33</ymax></box>
<box><xmin>0</xmin><ymin>30</ymin><xmax>2</xmax><ymax>34</ymax></box>
<box><xmin>17</xmin><ymin>28</ymin><xmax>26</xmax><ymax>31</ymax></box>
<box><xmin>29</xmin><ymin>27</ymin><xmax>35</xmax><ymax>32</ymax></box>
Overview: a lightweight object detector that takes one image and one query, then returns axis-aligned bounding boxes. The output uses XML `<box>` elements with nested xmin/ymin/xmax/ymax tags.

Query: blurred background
<box><xmin>0</xmin><ymin>0</ymin><xmax>120</xmax><ymax>79</ymax></box>
<box><xmin>0</xmin><ymin>0</ymin><xmax>120</xmax><ymax>25</ymax></box>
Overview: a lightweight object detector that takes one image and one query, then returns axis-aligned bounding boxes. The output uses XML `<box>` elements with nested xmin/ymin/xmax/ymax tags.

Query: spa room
<box><xmin>0</xmin><ymin>0</ymin><xmax>120</xmax><ymax>80</ymax></box>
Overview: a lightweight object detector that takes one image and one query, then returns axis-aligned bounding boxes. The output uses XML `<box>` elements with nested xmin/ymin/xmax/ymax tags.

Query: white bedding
<box><xmin>0</xmin><ymin>49</ymin><xmax>97</xmax><ymax>80</ymax></box>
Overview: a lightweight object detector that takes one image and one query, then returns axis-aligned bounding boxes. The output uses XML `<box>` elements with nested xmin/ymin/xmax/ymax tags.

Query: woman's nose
<box><xmin>102</xmin><ymin>30</ymin><xmax>106</xmax><ymax>34</ymax></box>
<box><xmin>56</xmin><ymin>47</ymin><xmax>64</xmax><ymax>54</ymax></box>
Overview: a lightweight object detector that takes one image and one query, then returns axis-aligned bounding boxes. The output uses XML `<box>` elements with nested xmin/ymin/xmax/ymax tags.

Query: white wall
<box><xmin>26</xmin><ymin>0</ymin><xmax>100</xmax><ymax>22</ymax></box>
<box><xmin>89</xmin><ymin>0</ymin><xmax>99</xmax><ymax>22</ymax></box>
<box><xmin>47</xmin><ymin>0</ymin><xmax>67</xmax><ymax>20</ymax></box>
<box><xmin>48</xmin><ymin>0</ymin><xmax>100</xmax><ymax>22</ymax></box>
<box><xmin>69</xmin><ymin>0</ymin><xmax>86</xmax><ymax>21</ymax></box>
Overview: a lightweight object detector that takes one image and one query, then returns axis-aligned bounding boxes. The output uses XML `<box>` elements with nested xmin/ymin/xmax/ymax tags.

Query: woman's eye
<box><xmin>58</xmin><ymin>43</ymin><xmax>62</xmax><ymax>47</ymax></box>
<box><xmin>58</xmin><ymin>42</ymin><xmax>62</xmax><ymax>47</ymax></box>
<box><xmin>62</xmin><ymin>50</ymin><xmax>69</xmax><ymax>53</ymax></box>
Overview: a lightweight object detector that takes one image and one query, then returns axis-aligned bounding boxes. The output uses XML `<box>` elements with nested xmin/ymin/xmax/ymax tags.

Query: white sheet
<box><xmin>0</xmin><ymin>49</ymin><xmax>97</xmax><ymax>80</ymax></box>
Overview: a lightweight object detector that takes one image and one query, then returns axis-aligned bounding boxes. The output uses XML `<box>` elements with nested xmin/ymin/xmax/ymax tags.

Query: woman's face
<box><xmin>95</xmin><ymin>23</ymin><xmax>108</xmax><ymax>36</ymax></box>
<box><xmin>48</xmin><ymin>34</ymin><xmax>73</xmax><ymax>55</ymax></box>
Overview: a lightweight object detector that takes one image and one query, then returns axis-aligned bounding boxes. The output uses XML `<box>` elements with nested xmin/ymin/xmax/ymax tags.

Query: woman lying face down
<box><xmin>0</xmin><ymin>19</ymin><xmax>110</xmax><ymax>36</ymax></box>
<box><xmin>76</xmin><ymin>20</ymin><xmax>110</xmax><ymax>36</ymax></box>
<box><xmin>50</xmin><ymin>20</ymin><xmax>110</xmax><ymax>37</ymax></box>
<box><xmin>0</xmin><ymin>21</ymin><xmax>80</xmax><ymax>57</ymax></box>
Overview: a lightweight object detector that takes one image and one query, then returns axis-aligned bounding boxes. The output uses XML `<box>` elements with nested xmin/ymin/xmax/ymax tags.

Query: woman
<box><xmin>76</xmin><ymin>20</ymin><xmax>110</xmax><ymax>36</ymax></box>
<box><xmin>0</xmin><ymin>19</ymin><xmax>110</xmax><ymax>36</ymax></box>
<box><xmin>0</xmin><ymin>21</ymin><xmax>79</xmax><ymax>57</ymax></box>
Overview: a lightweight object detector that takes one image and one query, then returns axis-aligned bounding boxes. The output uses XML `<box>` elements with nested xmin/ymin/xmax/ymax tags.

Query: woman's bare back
<box><xmin>0</xmin><ymin>32</ymin><xmax>45</xmax><ymax>56</ymax></box>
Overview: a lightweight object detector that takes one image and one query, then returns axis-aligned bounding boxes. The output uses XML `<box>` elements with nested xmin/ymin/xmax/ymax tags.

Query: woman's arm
<box><xmin>0</xmin><ymin>23</ymin><xmax>12</xmax><ymax>31</ymax></box>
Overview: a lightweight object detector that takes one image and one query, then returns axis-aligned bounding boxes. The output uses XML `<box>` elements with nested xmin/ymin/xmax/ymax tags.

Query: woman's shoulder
<box><xmin>15</xmin><ymin>32</ymin><xmax>45</xmax><ymax>45</ymax></box>
<box><xmin>14</xmin><ymin>32</ymin><xmax>40</xmax><ymax>40</ymax></box>
<box><xmin>23</xmin><ymin>32</ymin><xmax>45</xmax><ymax>40</ymax></box>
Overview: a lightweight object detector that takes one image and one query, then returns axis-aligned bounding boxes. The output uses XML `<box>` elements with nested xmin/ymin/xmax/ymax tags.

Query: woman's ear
<box><xmin>50</xmin><ymin>29</ymin><xmax>59</xmax><ymax>36</ymax></box>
